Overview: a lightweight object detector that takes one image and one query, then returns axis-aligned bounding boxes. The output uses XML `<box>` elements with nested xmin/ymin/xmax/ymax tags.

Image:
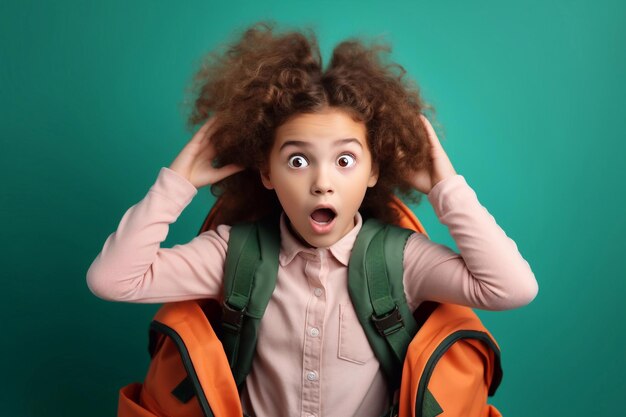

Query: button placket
<box><xmin>301</xmin><ymin>254</ymin><xmax>326</xmax><ymax>416</ymax></box>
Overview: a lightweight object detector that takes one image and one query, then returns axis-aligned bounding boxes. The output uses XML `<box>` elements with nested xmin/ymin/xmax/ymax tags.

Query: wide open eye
<box><xmin>288</xmin><ymin>155</ymin><xmax>309</xmax><ymax>169</ymax></box>
<box><xmin>336</xmin><ymin>154</ymin><xmax>356</xmax><ymax>168</ymax></box>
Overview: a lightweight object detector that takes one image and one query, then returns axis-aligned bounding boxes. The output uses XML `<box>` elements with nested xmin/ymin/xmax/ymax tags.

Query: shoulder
<box><xmin>200</xmin><ymin>220</ymin><xmax>278</xmax><ymax>248</ymax></box>
<box><xmin>215</xmin><ymin>224</ymin><xmax>232</xmax><ymax>241</ymax></box>
<box><xmin>402</xmin><ymin>230</ymin><xmax>454</xmax><ymax>257</ymax></box>
<box><xmin>403</xmin><ymin>231</ymin><xmax>429</xmax><ymax>248</ymax></box>
<box><xmin>197</xmin><ymin>224</ymin><xmax>232</xmax><ymax>249</ymax></box>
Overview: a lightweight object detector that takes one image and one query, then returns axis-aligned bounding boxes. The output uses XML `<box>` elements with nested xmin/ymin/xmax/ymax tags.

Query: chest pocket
<box><xmin>338</xmin><ymin>302</ymin><xmax>375</xmax><ymax>365</ymax></box>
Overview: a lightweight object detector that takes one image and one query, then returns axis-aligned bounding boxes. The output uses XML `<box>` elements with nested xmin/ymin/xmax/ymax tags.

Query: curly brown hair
<box><xmin>184</xmin><ymin>21</ymin><xmax>438</xmax><ymax>225</ymax></box>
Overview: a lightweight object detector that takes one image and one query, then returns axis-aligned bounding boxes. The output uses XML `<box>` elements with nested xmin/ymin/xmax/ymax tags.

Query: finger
<box><xmin>191</xmin><ymin>116</ymin><xmax>218</xmax><ymax>143</ymax></box>
<box><xmin>197</xmin><ymin>136</ymin><xmax>218</xmax><ymax>161</ymax></box>
<box><xmin>420</xmin><ymin>115</ymin><xmax>442</xmax><ymax>149</ymax></box>
<box><xmin>199</xmin><ymin>164</ymin><xmax>244</xmax><ymax>186</ymax></box>
<box><xmin>215</xmin><ymin>163</ymin><xmax>245</xmax><ymax>180</ymax></box>
<box><xmin>419</xmin><ymin>114</ymin><xmax>435</xmax><ymax>139</ymax></box>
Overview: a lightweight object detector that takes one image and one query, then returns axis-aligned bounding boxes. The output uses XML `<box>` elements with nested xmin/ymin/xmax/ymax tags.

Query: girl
<box><xmin>87</xmin><ymin>21</ymin><xmax>538</xmax><ymax>417</ymax></box>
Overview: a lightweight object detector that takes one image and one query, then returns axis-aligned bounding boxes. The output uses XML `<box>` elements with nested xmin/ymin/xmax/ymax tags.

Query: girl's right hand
<box><xmin>169</xmin><ymin>116</ymin><xmax>244</xmax><ymax>189</ymax></box>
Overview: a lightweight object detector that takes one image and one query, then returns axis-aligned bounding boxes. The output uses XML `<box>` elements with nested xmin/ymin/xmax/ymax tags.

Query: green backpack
<box><xmin>216</xmin><ymin>214</ymin><xmax>436</xmax><ymax>416</ymax></box>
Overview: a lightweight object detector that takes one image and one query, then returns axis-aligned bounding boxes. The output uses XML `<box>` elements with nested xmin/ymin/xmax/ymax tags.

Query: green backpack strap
<box><xmin>348</xmin><ymin>218</ymin><xmax>419</xmax><ymax>391</ymax></box>
<box><xmin>221</xmin><ymin>215</ymin><xmax>437</xmax><ymax>411</ymax></box>
<box><xmin>221</xmin><ymin>216</ymin><xmax>281</xmax><ymax>389</ymax></box>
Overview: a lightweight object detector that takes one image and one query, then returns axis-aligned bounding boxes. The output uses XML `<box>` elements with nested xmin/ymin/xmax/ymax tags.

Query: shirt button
<box><xmin>306</xmin><ymin>371</ymin><xmax>318</xmax><ymax>381</ymax></box>
<box><xmin>309</xmin><ymin>327</ymin><xmax>320</xmax><ymax>337</ymax></box>
<box><xmin>313</xmin><ymin>288</ymin><xmax>323</xmax><ymax>297</ymax></box>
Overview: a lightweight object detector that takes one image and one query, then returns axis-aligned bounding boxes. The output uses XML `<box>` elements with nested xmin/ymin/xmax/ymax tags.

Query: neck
<box><xmin>285</xmin><ymin>216</ymin><xmax>316</xmax><ymax>248</ymax></box>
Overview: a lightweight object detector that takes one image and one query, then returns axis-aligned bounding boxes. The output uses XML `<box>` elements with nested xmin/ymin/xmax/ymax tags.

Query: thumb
<box><xmin>196</xmin><ymin>163</ymin><xmax>245</xmax><ymax>189</ymax></box>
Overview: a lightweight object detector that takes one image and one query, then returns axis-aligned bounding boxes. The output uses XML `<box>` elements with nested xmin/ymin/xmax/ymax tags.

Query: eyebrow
<box><xmin>279</xmin><ymin>138</ymin><xmax>363</xmax><ymax>151</ymax></box>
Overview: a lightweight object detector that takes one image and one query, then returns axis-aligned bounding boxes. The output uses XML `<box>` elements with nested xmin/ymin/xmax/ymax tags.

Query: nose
<box><xmin>310</xmin><ymin>167</ymin><xmax>334</xmax><ymax>195</ymax></box>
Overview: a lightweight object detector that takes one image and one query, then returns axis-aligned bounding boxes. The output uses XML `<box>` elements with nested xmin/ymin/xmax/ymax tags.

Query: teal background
<box><xmin>2</xmin><ymin>0</ymin><xmax>624</xmax><ymax>416</ymax></box>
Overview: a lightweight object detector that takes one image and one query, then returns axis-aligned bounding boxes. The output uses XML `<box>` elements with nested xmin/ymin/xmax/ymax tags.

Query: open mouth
<box><xmin>310</xmin><ymin>207</ymin><xmax>337</xmax><ymax>224</ymax></box>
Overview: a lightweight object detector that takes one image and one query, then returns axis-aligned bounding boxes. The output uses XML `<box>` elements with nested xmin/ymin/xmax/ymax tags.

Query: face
<box><xmin>261</xmin><ymin>107</ymin><xmax>379</xmax><ymax>248</ymax></box>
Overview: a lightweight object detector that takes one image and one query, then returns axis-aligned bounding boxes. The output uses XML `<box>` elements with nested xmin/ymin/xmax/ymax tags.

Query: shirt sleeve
<box><xmin>402</xmin><ymin>175</ymin><xmax>538</xmax><ymax>311</ymax></box>
<box><xmin>86</xmin><ymin>167</ymin><xmax>230</xmax><ymax>303</ymax></box>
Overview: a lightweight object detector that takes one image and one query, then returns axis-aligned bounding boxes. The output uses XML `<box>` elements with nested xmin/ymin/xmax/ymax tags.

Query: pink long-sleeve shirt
<box><xmin>86</xmin><ymin>167</ymin><xmax>538</xmax><ymax>417</ymax></box>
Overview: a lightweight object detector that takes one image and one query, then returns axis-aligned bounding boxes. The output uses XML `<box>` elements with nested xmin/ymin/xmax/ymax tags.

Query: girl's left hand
<box><xmin>410</xmin><ymin>115</ymin><xmax>458</xmax><ymax>194</ymax></box>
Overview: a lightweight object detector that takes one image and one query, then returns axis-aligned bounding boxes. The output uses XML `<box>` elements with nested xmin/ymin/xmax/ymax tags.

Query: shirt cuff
<box><xmin>427</xmin><ymin>174</ymin><xmax>477</xmax><ymax>218</ymax></box>
<box><xmin>148</xmin><ymin>167</ymin><xmax>198</xmax><ymax>210</ymax></box>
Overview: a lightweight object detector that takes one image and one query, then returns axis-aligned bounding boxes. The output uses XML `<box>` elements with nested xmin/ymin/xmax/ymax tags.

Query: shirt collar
<box><xmin>278</xmin><ymin>211</ymin><xmax>363</xmax><ymax>267</ymax></box>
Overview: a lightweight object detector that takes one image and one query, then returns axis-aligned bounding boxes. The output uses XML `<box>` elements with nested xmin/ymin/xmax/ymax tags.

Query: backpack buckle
<box><xmin>372</xmin><ymin>305</ymin><xmax>404</xmax><ymax>336</ymax></box>
<box><xmin>222</xmin><ymin>302</ymin><xmax>245</xmax><ymax>332</ymax></box>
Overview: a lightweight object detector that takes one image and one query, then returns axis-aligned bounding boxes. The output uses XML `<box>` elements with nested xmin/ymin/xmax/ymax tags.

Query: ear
<box><xmin>367</xmin><ymin>162</ymin><xmax>379</xmax><ymax>188</ymax></box>
<box><xmin>260</xmin><ymin>167</ymin><xmax>274</xmax><ymax>190</ymax></box>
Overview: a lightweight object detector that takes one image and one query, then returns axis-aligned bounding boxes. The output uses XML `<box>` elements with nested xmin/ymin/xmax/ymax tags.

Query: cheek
<box><xmin>272</xmin><ymin>172</ymin><xmax>305</xmax><ymax>200</ymax></box>
<box><xmin>344</xmin><ymin>170</ymin><xmax>372</xmax><ymax>204</ymax></box>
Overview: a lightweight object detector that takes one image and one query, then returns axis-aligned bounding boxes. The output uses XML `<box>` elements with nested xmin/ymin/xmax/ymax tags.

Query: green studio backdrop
<box><xmin>1</xmin><ymin>0</ymin><xmax>624</xmax><ymax>416</ymax></box>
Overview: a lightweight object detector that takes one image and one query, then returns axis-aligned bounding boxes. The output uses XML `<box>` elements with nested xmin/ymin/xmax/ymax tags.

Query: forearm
<box><xmin>86</xmin><ymin>167</ymin><xmax>206</xmax><ymax>302</ymax></box>
<box><xmin>405</xmin><ymin>175</ymin><xmax>538</xmax><ymax>310</ymax></box>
